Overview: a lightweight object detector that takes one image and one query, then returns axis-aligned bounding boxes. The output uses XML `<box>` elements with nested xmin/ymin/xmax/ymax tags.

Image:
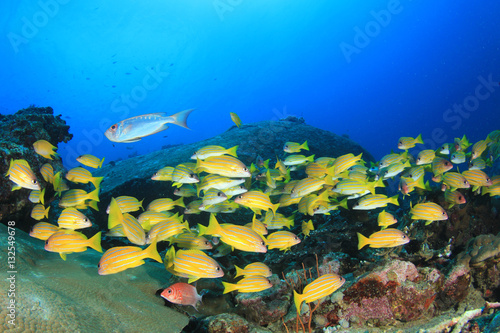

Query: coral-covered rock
<box><xmin>437</xmin><ymin>263</ymin><xmax>471</xmax><ymax>310</ymax></box>
<box><xmin>0</xmin><ymin>106</ymin><xmax>71</xmax><ymax>230</ymax></box>
<box><xmin>205</xmin><ymin>313</ymin><xmax>250</xmax><ymax>333</ymax></box>
<box><xmin>234</xmin><ymin>275</ymin><xmax>290</xmax><ymax>326</ymax></box>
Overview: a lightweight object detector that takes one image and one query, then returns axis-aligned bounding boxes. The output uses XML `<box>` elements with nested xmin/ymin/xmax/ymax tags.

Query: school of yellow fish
<box><xmin>8</xmin><ymin>122</ymin><xmax>500</xmax><ymax>312</ymax></box>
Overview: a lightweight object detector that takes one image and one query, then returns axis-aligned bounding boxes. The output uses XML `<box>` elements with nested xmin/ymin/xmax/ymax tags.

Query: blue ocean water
<box><xmin>1</xmin><ymin>0</ymin><xmax>499</xmax><ymax>168</ymax></box>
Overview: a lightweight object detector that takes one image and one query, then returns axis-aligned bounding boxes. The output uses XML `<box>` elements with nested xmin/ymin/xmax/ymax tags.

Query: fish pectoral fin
<box><xmin>148</xmin><ymin>124</ymin><xmax>170</xmax><ymax>136</ymax></box>
<box><xmin>121</xmin><ymin>138</ymin><xmax>142</xmax><ymax>143</ymax></box>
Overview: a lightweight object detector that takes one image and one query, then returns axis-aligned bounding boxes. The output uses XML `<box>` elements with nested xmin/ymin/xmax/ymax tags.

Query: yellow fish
<box><xmin>352</xmin><ymin>194</ymin><xmax>399</xmax><ymax>210</ymax></box>
<box><xmin>29</xmin><ymin>222</ymin><xmax>60</xmax><ymax>240</ymax></box>
<box><xmin>197</xmin><ymin>156</ymin><xmax>251</xmax><ymax>178</ymax></box>
<box><xmin>106</xmin><ymin>195</ymin><xmax>144</xmax><ymax>214</ymax></box>
<box><xmin>283</xmin><ymin>154</ymin><xmax>315</xmax><ymax>166</ymax></box>
<box><xmin>244</xmin><ymin>215</ymin><xmax>268</xmax><ymax>236</ymax></box>
<box><xmin>431</xmin><ymin>157</ymin><xmax>453</xmax><ymax>176</ymax></box>
<box><xmin>137</xmin><ymin>211</ymin><xmax>174</xmax><ymax>229</ymax></box>
<box><xmin>31</xmin><ymin>204</ymin><xmax>50</xmax><ymax>220</ymax></box>
<box><xmin>169</xmin><ymin>232</ymin><xmax>213</xmax><ymax>250</ymax></box>
<box><xmin>59</xmin><ymin>188</ymin><xmax>100</xmax><ymax>208</ymax></box>
<box><xmin>471</xmin><ymin>139</ymin><xmax>491</xmax><ymax>160</ymax></box>
<box><xmin>283</xmin><ymin>141</ymin><xmax>309</xmax><ymax>153</ymax></box>
<box><xmin>76</xmin><ymin>154</ymin><xmax>105</xmax><ymax>169</ymax></box>
<box><xmin>201</xmin><ymin>214</ymin><xmax>267</xmax><ymax>253</ymax></box>
<box><xmin>191</xmin><ymin>145</ymin><xmax>239</xmax><ymax>160</ymax></box>
<box><xmin>444</xmin><ymin>190</ymin><xmax>466</xmax><ymax>208</ymax></box>
<box><xmin>301</xmin><ymin>220</ymin><xmax>314</xmax><ymax>238</ymax></box>
<box><xmin>440</xmin><ymin>172</ymin><xmax>470</xmax><ymax>190</ymax></box>
<box><xmin>462</xmin><ymin>169</ymin><xmax>492</xmax><ymax>190</ymax></box>
<box><xmin>266</xmin><ymin>231</ymin><xmax>301</xmax><ymax>252</ymax></box>
<box><xmin>108</xmin><ymin>198</ymin><xmax>146</xmax><ymax>245</ymax></box>
<box><xmin>28</xmin><ymin>188</ymin><xmax>45</xmax><ymax>205</ymax></box>
<box><xmin>377</xmin><ymin>210</ymin><xmax>397</xmax><ymax>230</ymax></box>
<box><xmin>357</xmin><ymin>228</ymin><xmax>409</xmax><ymax>249</ymax></box>
<box><xmin>167</xmin><ymin>247</ymin><xmax>224</xmax><ymax>283</ymax></box>
<box><xmin>416</xmin><ymin>149</ymin><xmax>436</xmax><ymax>165</ymax></box>
<box><xmin>196</xmin><ymin>174</ymin><xmax>245</xmax><ymax>196</ymax></box>
<box><xmin>5</xmin><ymin>159</ymin><xmax>41</xmax><ymax>191</ymax></box>
<box><xmin>234</xmin><ymin>191</ymin><xmax>279</xmax><ymax>215</ymax></box>
<box><xmin>151</xmin><ymin>166</ymin><xmax>174</xmax><ymax>181</ymax></box>
<box><xmin>398</xmin><ymin>134</ymin><xmax>423</xmax><ymax>150</ymax></box>
<box><xmin>222</xmin><ymin>276</ymin><xmax>272</xmax><ymax>294</ymax></box>
<box><xmin>146</xmin><ymin>197</ymin><xmax>185</xmax><ymax>212</ymax></box>
<box><xmin>66</xmin><ymin>167</ymin><xmax>103</xmax><ymax>188</ymax></box>
<box><xmin>293</xmin><ymin>273</ymin><xmax>345</xmax><ymax>312</ymax></box>
<box><xmin>98</xmin><ymin>239</ymin><xmax>162</xmax><ymax>275</ymax></box>
<box><xmin>40</xmin><ymin>163</ymin><xmax>54</xmax><ymax>183</ymax></box>
<box><xmin>332</xmin><ymin>153</ymin><xmax>364</xmax><ymax>176</ymax></box>
<box><xmin>410</xmin><ymin>202</ymin><xmax>448</xmax><ymax>225</ymax></box>
<box><xmin>290</xmin><ymin>177</ymin><xmax>333</xmax><ymax>199</ymax></box>
<box><xmin>146</xmin><ymin>218</ymin><xmax>189</xmax><ymax>244</ymax></box>
<box><xmin>45</xmin><ymin>230</ymin><xmax>102</xmax><ymax>260</ymax></box>
<box><xmin>33</xmin><ymin>140</ymin><xmax>58</xmax><ymax>160</ymax></box>
<box><xmin>230</xmin><ymin>112</ymin><xmax>242</xmax><ymax>127</ymax></box>
<box><xmin>202</xmin><ymin>188</ymin><xmax>228</xmax><ymax>207</ymax></box>
<box><xmin>173</xmin><ymin>185</ymin><xmax>197</xmax><ymax>198</ymax></box>
<box><xmin>234</xmin><ymin>262</ymin><xmax>272</xmax><ymax>278</ymax></box>
<box><xmin>172</xmin><ymin>164</ymin><xmax>199</xmax><ymax>186</ymax></box>
<box><xmin>57</xmin><ymin>208</ymin><xmax>92</xmax><ymax>230</ymax></box>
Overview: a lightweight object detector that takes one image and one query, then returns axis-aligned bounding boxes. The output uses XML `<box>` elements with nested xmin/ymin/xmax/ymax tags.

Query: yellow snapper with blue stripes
<box><xmin>234</xmin><ymin>190</ymin><xmax>279</xmax><ymax>215</ymax></box>
<box><xmin>146</xmin><ymin>218</ymin><xmax>189</xmax><ymax>244</ymax></box>
<box><xmin>283</xmin><ymin>140</ymin><xmax>309</xmax><ymax>153</ymax></box>
<box><xmin>169</xmin><ymin>231</ymin><xmax>213</xmax><ymax>250</ymax></box>
<box><xmin>293</xmin><ymin>273</ymin><xmax>345</xmax><ymax>313</ymax></box>
<box><xmin>33</xmin><ymin>140</ymin><xmax>58</xmax><ymax>160</ymax></box>
<box><xmin>244</xmin><ymin>215</ymin><xmax>268</xmax><ymax>236</ymax></box>
<box><xmin>332</xmin><ymin>178</ymin><xmax>382</xmax><ymax>196</ymax></box>
<box><xmin>191</xmin><ymin>145</ymin><xmax>238</xmax><ymax>160</ymax></box>
<box><xmin>196</xmin><ymin>155</ymin><xmax>251</xmax><ymax>178</ymax></box>
<box><xmin>379</xmin><ymin>160</ymin><xmax>411</xmax><ymax>179</ymax></box>
<box><xmin>98</xmin><ymin>239</ymin><xmax>162</xmax><ymax>275</ymax></box>
<box><xmin>410</xmin><ymin>202</ymin><xmax>448</xmax><ymax>225</ymax></box>
<box><xmin>77</xmin><ymin>154</ymin><xmax>105</xmax><ymax>169</ymax></box>
<box><xmin>444</xmin><ymin>189</ymin><xmax>466</xmax><ymax>208</ymax></box>
<box><xmin>29</xmin><ymin>188</ymin><xmax>45</xmax><ymax>205</ymax></box>
<box><xmin>202</xmin><ymin>188</ymin><xmax>228</xmax><ymax>207</ymax></box>
<box><xmin>168</xmin><ymin>247</ymin><xmax>224</xmax><ymax>283</ymax></box>
<box><xmin>199</xmin><ymin>201</ymin><xmax>239</xmax><ymax>214</ymax></box>
<box><xmin>57</xmin><ymin>208</ymin><xmax>92</xmax><ymax>230</ymax></box>
<box><xmin>416</xmin><ymin>149</ymin><xmax>436</xmax><ymax>165</ymax></box>
<box><xmin>66</xmin><ymin>167</ymin><xmax>103</xmax><ymax>188</ymax></box>
<box><xmin>30</xmin><ymin>222</ymin><xmax>60</xmax><ymax>240</ymax></box>
<box><xmin>301</xmin><ymin>219</ymin><xmax>314</xmax><ymax>237</ymax></box>
<box><xmin>266</xmin><ymin>230</ymin><xmax>301</xmax><ymax>251</ymax></box>
<box><xmin>151</xmin><ymin>166</ymin><xmax>174</xmax><ymax>181</ymax></box>
<box><xmin>462</xmin><ymin>169</ymin><xmax>492</xmax><ymax>190</ymax></box>
<box><xmin>352</xmin><ymin>194</ymin><xmax>399</xmax><ymax>210</ymax></box>
<box><xmin>312</xmin><ymin>198</ymin><xmax>348</xmax><ymax>215</ymax></box>
<box><xmin>398</xmin><ymin>134</ymin><xmax>423</xmax><ymax>150</ymax></box>
<box><xmin>305</xmin><ymin>162</ymin><xmax>335</xmax><ymax>179</ymax></box>
<box><xmin>31</xmin><ymin>204</ymin><xmax>50</xmax><ymax>220</ymax></box>
<box><xmin>222</xmin><ymin>276</ymin><xmax>272</xmax><ymax>294</ymax></box>
<box><xmin>146</xmin><ymin>197</ymin><xmax>185</xmax><ymax>212</ymax></box>
<box><xmin>379</xmin><ymin>151</ymin><xmax>408</xmax><ymax>168</ymax></box>
<box><xmin>200</xmin><ymin>214</ymin><xmax>267</xmax><ymax>253</ymax></box>
<box><xmin>105</xmin><ymin>109</ymin><xmax>194</xmax><ymax>143</ymax></box>
<box><xmin>173</xmin><ymin>185</ymin><xmax>197</xmax><ymax>197</ymax></box>
<box><xmin>264</xmin><ymin>212</ymin><xmax>295</xmax><ymax>230</ymax></box>
<box><xmin>172</xmin><ymin>164</ymin><xmax>199</xmax><ymax>185</ymax></box>
<box><xmin>223</xmin><ymin>184</ymin><xmax>248</xmax><ymax>198</ymax></box>
<box><xmin>5</xmin><ymin>159</ymin><xmax>40</xmax><ymax>191</ymax></box>
<box><xmin>357</xmin><ymin>228</ymin><xmax>409</xmax><ymax>249</ymax></box>
<box><xmin>45</xmin><ymin>230</ymin><xmax>102</xmax><ymax>260</ymax></box>
<box><xmin>401</xmin><ymin>165</ymin><xmax>425</xmax><ymax>181</ymax></box>
<box><xmin>59</xmin><ymin>188</ymin><xmax>100</xmax><ymax>208</ymax></box>
<box><xmin>468</xmin><ymin>158</ymin><xmax>488</xmax><ymax>170</ymax></box>
<box><xmin>471</xmin><ymin>138</ymin><xmax>491</xmax><ymax>160</ymax></box>
<box><xmin>454</xmin><ymin>135</ymin><xmax>471</xmax><ymax>151</ymax></box>
<box><xmin>106</xmin><ymin>195</ymin><xmax>144</xmax><ymax>214</ymax></box>
<box><xmin>108</xmin><ymin>198</ymin><xmax>146</xmax><ymax>245</ymax></box>
<box><xmin>450</xmin><ymin>151</ymin><xmax>467</xmax><ymax>164</ymax></box>
<box><xmin>378</xmin><ymin>210</ymin><xmax>397</xmax><ymax>230</ymax></box>
<box><xmin>290</xmin><ymin>177</ymin><xmax>334</xmax><ymax>199</ymax></box>
<box><xmin>283</xmin><ymin>154</ymin><xmax>315</xmax><ymax>166</ymax></box>
<box><xmin>332</xmin><ymin>153</ymin><xmax>364</xmax><ymax>176</ymax></box>
<box><xmin>438</xmin><ymin>172</ymin><xmax>470</xmax><ymax>190</ymax></box>
<box><xmin>197</xmin><ymin>174</ymin><xmax>246</xmax><ymax>196</ymax></box>
<box><xmin>234</xmin><ymin>262</ymin><xmax>272</xmax><ymax>278</ymax></box>
<box><xmin>53</xmin><ymin>171</ymin><xmax>70</xmax><ymax>195</ymax></box>
<box><xmin>431</xmin><ymin>157</ymin><xmax>453</xmax><ymax>176</ymax></box>
<box><xmin>230</xmin><ymin>112</ymin><xmax>242</xmax><ymax>127</ymax></box>
<box><xmin>137</xmin><ymin>211</ymin><xmax>172</xmax><ymax>230</ymax></box>
<box><xmin>40</xmin><ymin>163</ymin><xmax>54</xmax><ymax>183</ymax></box>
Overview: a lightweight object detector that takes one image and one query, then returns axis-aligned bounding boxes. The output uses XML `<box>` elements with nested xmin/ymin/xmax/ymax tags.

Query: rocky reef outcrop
<box><xmin>0</xmin><ymin>106</ymin><xmax>72</xmax><ymax>226</ymax></box>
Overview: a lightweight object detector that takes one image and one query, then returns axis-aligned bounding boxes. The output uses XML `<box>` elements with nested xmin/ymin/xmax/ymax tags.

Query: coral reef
<box><xmin>0</xmin><ymin>106</ymin><xmax>71</xmax><ymax>229</ymax></box>
<box><xmin>0</xmin><ymin>224</ymin><xmax>188</xmax><ymax>332</ymax></box>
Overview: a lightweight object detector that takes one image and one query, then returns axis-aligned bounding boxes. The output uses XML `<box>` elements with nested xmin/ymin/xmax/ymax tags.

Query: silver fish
<box><xmin>105</xmin><ymin>109</ymin><xmax>194</xmax><ymax>143</ymax></box>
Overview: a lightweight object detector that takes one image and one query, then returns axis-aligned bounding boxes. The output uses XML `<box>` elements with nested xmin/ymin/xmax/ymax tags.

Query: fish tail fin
<box><xmin>108</xmin><ymin>198</ymin><xmax>123</xmax><ymax>229</ymax></box>
<box><xmin>301</xmin><ymin>140</ymin><xmax>309</xmax><ymax>151</ymax></box>
<box><xmin>307</xmin><ymin>154</ymin><xmax>315</xmax><ymax>163</ymax></box>
<box><xmin>222</xmin><ymin>281</ymin><xmax>237</xmax><ymax>294</ymax></box>
<box><xmin>88</xmin><ymin>200</ymin><xmax>99</xmax><ymax>211</ymax></box>
<box><xmin>357</xmin><ymin>232</ymin><xmax>369</xmax><ymax>250</ymax></box>
<box><xmin>195</xmin><ymin>158</ymin><xmax>204</xmax><ymax>173</ymax></box>
<box><xmin>88</xmin><ymin>188</ymin><xmax>100</xmax><ymax>202</ymax></box>
<box><xmin>227</xmin><ymin>145</ymin><xmax>239</xmax><ymax>157</ymax></box>
<box><xmin>339</xmin><ymin>198</ymin><xmax>349</xmax><ymax>210</ymax></box>
<box><xmin>144</xmin><ymin>238</ymin><xmax>163</xmax><ymax>263</ymax></box>
<box><xmin>234</xmin><ymin>265</ymin><xmax>243</xmax><ymax>278</ymax></box>
<box><xmin>43</xmin><ymin>206</ymin><xmax>50</xmax><ymax>218</ymax></box>
<box><xmin>293</xmin><ymin>290</ymin><xmax>304</xmax><ymax>313</ymax></box>
<box><xmin>88</xmin><ymin>232</ymin><xmax>103</xmax><ymax>253</ymax></box>
<box><xmin>174</xmin><ymin>197</ymin><xmax>185</xmax><ymax>208</ymax></box>
<box><xmin>389</xmin><ymin>195</ymin><xmax>400</xmax><ymax>206</ymax></box>
<box><xmin>165</xmin><ymin>246</ymin><xmax>175</xmax><ymax>268</ymax></box>
<box><xmin>416</xmin><ymin>134</ymin><xmax>423</xmax><ymax>144</ymax></box>
<box><xmin>271</xmin><ymin>203</ymin><xmax>280</xmax><ymax>215</ymax></box>
<box><xmin>5</xmin><ymin>159</ymin><xmax>14</xmax><ymax>177</ymax></box>
<box><xmin>40</xmin><ymin>188</ymin><xmax>46</xmax><ymax>205</ymax></box>
<box><xmin>98</xmin><ymin>157</ymin><xmax>105</xmax><ymax>168</ymax></box>
<box><xmin>168</xmin><ymin>108</ymin><xmax>194</xmax><ymax>129</ymax></box>
<box><xmin>205</xmin><ymin>214</ymin><xmax>222</xmax><ymax>236</ymax></box>
<box><xmin>91</xmin><ymin>176</ymin><xmax>104</xmax><ymax>189</ymax></box>
<box><xmin>197</xmin><ymin>223</ymin><xmax>207</xmax><ymax>237</ymax></box>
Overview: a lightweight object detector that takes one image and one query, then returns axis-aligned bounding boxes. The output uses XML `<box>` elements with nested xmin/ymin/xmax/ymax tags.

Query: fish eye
<box><xmin>417</xmin><ymin>158</ymin><xmax>420</xmax><ymax>161</ymax></box>
<box><xmin>97</xmin><ymin>263</ymin><xmax>100</xmax><ymax>268</ymax></box>
<box><xmin>237</xmin><ymin>195</ymin><xmax>243</xmax><ymax>199</ymax></box>
<box><xmin>153</xmin><ymin>172</ymin><xmax>158</xmax><ymax>176</ymax></box>
<box><xmin>190</xmin><ymin>173</ymin><xmax>195</xmax><ymax>178</ymax></box>
<box><xmin>204</xmin><ymin>241</ymin><xmax>210</xmax><ymax>245</ymax></box>
<box><xmin>463</xmin><ymin>180</ymin><xmax>467</xmax><ymax>184</ymax></box>
<box><xmin>243</xmin><ymin>167</ymin><xmax>249</xmax><ymax>172</ymax></box>
<box><xmin>216</xmin><ymin>267</ymin><xmax>221</xmax><ymax>271</ymax></box>
<box><xmin>260</xmin><ymin>241</ymin><xmax>265</xmax><ymax>246</ymax></box>
<box><xmin>32</xmin><ymin>180</ymin><xmax>38</xmax><ymax>184</ymax></box>
<box><xmin>84</xmin><ymin>218</ymin><xmax>88</xmax><ymax>222</ymax></box>
<box><xmin>442</xmin><ymin>211</ymin><xmax>446</xmax><ymax>215</ymax></box>
<box><xmin>111</xmin><ymin>124</ymin><xmax>117</xmax><ymax>130</ymax></box>
<box><xmin>167</xmin><ymin>289</ymin><xmax>172</xmax><ymax>294</ymax></box>
<box><xmin>398</xmin><ymin>141</ymin><xmax>402</xmax><ymax>145</ymax></box>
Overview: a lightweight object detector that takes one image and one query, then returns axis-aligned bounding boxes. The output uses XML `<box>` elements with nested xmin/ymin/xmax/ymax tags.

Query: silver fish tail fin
<box><xmin>168</xmin><ymin>109</ymin><xmax>194</xmax><ymax>129</ymax></box>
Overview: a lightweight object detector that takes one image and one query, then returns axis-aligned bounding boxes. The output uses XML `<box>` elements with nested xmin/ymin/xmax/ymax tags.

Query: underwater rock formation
<box><xmin>94</xmin><ymin>120</ymin><xmax>374</xmax><ymax>228</ymax></box>
<box><xmin>0</xmin><ymin>224</ymin><xmax>188</xmax><ymax>332</ymax></box>
<box><xmin>0</xmin><ymin>106</ymin><xmax>71</xmax><ymax>228</ymax></box>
